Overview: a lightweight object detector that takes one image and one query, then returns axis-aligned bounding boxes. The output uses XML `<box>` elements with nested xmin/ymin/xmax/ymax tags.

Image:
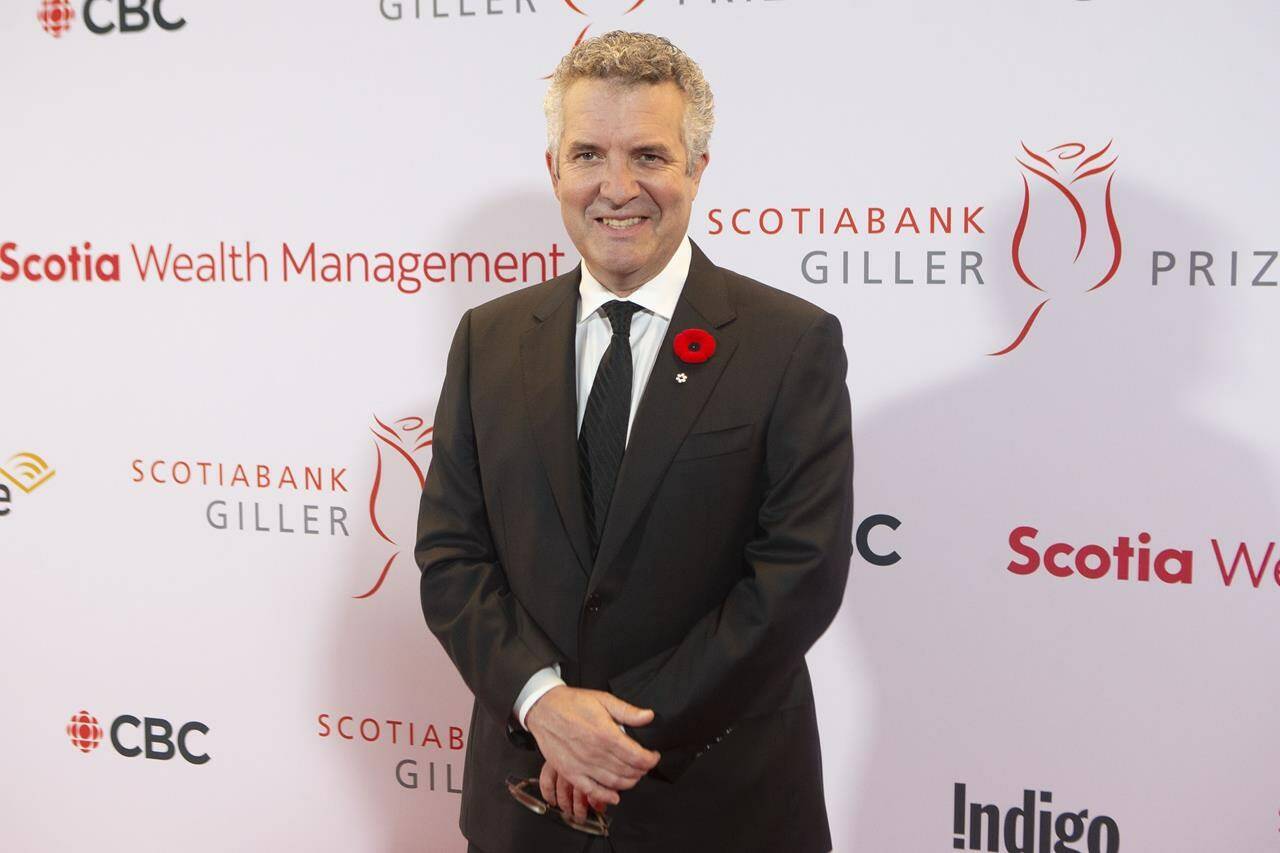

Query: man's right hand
<box><xmin>524</xmin><ymin>685</ymin><xmax>661</xmax><ymax>810</ymax></box>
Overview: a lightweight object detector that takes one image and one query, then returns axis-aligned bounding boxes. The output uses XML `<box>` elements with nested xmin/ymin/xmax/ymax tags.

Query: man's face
<box><xmin>547</xmin><ymin>78</ymin><xmax>709</xmax><ymax>295</ymax></box>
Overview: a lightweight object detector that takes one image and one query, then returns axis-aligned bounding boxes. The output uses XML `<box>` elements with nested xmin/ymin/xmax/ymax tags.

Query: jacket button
<box><xmin>585</xmin><ymin>593</ymin><xmax>602</xmax><ymax>613</ymax></box>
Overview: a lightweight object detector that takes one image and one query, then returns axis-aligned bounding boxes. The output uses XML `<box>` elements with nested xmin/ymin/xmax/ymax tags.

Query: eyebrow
<box><xmin>635</xmin><ymin>143</ymin><xmax>675</xmax><ymax>157</ymax></box>
<box><xmin>565</xmin><ymin>140</ymin><xmax>676</xmax><ymax>157</ymax></box>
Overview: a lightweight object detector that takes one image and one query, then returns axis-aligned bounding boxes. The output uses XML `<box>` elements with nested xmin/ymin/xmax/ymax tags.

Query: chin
<box><xmin>591</xmin><ymin>246</ymin><xmax>646</xmax><ymax>273</ymax></box>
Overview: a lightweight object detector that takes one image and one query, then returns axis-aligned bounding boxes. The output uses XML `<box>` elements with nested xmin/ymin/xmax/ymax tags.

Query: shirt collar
<box><xmin>576</xmin><ymin>233</ymin><xmax>691</xmax><ymax>325</ymax></box>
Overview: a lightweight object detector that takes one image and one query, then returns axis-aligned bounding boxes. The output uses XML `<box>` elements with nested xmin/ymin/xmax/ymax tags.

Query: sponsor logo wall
<box><xmin>4</xmin><ymin>0</ymin><xmax>1277</xmax><ymax>850</ymax></box>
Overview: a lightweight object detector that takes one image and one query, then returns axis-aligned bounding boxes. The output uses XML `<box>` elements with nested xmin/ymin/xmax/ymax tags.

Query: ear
<box><xmin>690</xmin><ymin>150</ymin><xmax>710</xmax><ymax>195</ymax></box>
<box><xmin>545</xmin><ymin>150</ymin><xmax>559</xmax><ymax>197</ymax></box>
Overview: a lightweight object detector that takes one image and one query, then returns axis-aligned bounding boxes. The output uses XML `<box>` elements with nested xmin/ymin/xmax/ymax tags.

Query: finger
<box><xmin>564</xmin><ymin>735</ymin><xmax>644</xmax><ymax>789</ymax></box>
<box><xmin>597</xmin><ymin>692</ymin><xmax>657</xmax><ymax>727</ymax></box>
<box><xmin>574</xmin><ymin>758</ymin><xmax>640</xmax><ymax>792</ymax></box>
<box><xmin>573</xmin><ymin>773</ymin><xmax>620</xmax><ymax>808</ymax></box>
<box><xmin>573</xmin><ymin>785</ymin><xmax>589</xmax><ymax>823</ymax></box>
<box><xmin>606</xmin><ymin>727</ymin><xmax>663</xmax><ymax>773</ymax></box>
<box><xmin>556</xmin><ymin>772</ymin><xmax>573</xmax><ymax>815</ymax></box>
<box><xmin>574</xmin><ymin>722</ymin><xmax>656</xmax><ymax>780</ymax></box>
<box><xmin>539</xmin><ymin>762</ymin><xmax>557</xmax><ymax>807</ymax></box>
<box><xmin>601</xmin><ymin>742</ymin><xmax>656</xmax><ymax>785</ymax></box>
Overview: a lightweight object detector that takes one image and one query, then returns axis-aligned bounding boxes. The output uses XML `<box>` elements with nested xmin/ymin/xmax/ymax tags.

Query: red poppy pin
<box><xmin>673</xmin><ymin>328</ymin><xmax>716</xmax><ymax>364</ymax></box>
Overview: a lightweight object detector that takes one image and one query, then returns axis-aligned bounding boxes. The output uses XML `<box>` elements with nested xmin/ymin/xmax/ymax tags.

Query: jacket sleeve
<box><xmin>416</xmin><ymin>309</ymin><xmax>564</xmax><ymax>747</ymax></box>
<box><xmin>607</xmin><ymin>311</ymin><xmax>854</xmax><ymax>783</ymax></box>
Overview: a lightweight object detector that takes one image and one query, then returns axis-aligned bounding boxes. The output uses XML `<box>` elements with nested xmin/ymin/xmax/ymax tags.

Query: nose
<box><xmin>598</xmin><ymin>155</ymin><xmax>641</xmax><ymax>207</ymax></box>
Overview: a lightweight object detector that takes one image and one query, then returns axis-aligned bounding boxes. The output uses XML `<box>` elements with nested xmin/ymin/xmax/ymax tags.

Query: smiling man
<box><xmin>416</xmin><ymin>31</ymin><xmax>853</xmax><ymax>853</ymax></box>
<box><xmin>549</xmin><ymin>73</ymin><xmax>699</xmax><ymax>296</ymax></box>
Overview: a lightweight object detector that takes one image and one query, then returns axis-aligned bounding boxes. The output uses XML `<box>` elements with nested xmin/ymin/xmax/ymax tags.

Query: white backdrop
<box><xmin>3</xmin><ymin>1</ymin><xmax>1278</xmax><ymax>850</ymax></box>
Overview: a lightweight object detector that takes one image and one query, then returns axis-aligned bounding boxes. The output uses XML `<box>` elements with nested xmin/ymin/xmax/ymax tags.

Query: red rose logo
<box><xmin>990</xmin><ymin>138</ymin><xmax>1122</xmax><ymax>356</ymax></box>
<box><xmin>357</xmin><ymin>415</ymin><xmax>433</xmax><ymax>600</ymax></box>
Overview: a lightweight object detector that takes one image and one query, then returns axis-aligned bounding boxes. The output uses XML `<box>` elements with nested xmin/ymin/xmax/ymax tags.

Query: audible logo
<box><xmin>0</xmin><ymin>451</ymin><xmax>56</xmax><ymax>519</ymax></box>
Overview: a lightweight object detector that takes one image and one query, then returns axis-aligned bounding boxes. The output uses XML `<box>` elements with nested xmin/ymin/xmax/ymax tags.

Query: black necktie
<box><xmin>578</xmin><ymin>299</ymin><xmax>644</xmax><ymax>558</ymax></box>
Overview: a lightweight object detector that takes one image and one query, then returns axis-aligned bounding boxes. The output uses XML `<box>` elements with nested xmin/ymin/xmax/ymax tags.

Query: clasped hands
<box><xmin>523</xmin><ymin>685</ymin><xmax>662</xmax><ymax>824</ymax></box>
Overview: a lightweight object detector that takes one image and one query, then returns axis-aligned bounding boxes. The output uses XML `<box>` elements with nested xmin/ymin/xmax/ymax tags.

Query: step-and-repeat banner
<box><xmin>4</xmin><ymin>1</ymin><xmax>1277</xmax><ymax>850</ymax></box>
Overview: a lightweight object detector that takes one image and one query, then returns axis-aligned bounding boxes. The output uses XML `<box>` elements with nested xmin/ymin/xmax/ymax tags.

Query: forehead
<box><xmin>561</xmin><ymin>78</ymin><xmax>686</xmax><ymax>142</ymax></box>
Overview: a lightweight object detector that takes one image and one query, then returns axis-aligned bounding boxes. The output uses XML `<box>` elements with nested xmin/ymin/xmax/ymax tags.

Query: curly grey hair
<box><xmin>543</xmin><ymin>31</ymin><xmax>715</xmax><ymax>177</ymax></box>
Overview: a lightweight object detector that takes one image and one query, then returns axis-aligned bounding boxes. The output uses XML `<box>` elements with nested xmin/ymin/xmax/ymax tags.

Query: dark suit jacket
<box><xmin>416</xmin><ymin>239</ymin><xmax>853</xmax><ymax>853</ymax></box>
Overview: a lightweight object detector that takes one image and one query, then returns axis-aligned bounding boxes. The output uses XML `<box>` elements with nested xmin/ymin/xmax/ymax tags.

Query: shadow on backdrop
<box><xmin>835</xmin><ymin>174</ymin><xmax>1278</xmax><ymax>850</ymax></box>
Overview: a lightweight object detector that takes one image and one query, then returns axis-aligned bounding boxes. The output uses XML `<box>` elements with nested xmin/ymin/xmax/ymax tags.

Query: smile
<box><xmin>595</xmin><ymin>216</ymin><xmax>649</xmax><ymax>232</ymax></box>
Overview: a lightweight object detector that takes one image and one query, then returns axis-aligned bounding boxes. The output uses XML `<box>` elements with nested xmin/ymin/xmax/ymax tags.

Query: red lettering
<box><xmin>895</xmin><ymin>208</ymin><xmax>920</xmax><ymax>235</ymax></box>
<box><xmin>1006</xmin><ymin>525</ymin><xmax>1040</xmax><ymax>575</ymax></box>
<box><xmin>707</xmin><ymin>208</ymin><xmax>723</xmax><ymax>235</ymax></box>
<box><xmin>1211</xmin><ymin>539</ymin><xmax>1276</xmax><ymax>588</ymax></box>
<box><xmin>494</xmin><ymin>252</ymin><xmax>518</xmax><ymax>283</ymax></box>
<box><xmin>759</xmin><ymin>208</ymin><xmax>783</xmax><ymax>235</ymax></box>
<box><xmin>868</xmin><ymin>208</ymin><xmax>885</xmax><ymax>234</ymax></box>
<box><xmin>964</xmin><ymin>206</ymin><xmax>985</xmax><ymax>233</ymax></box>
<box><xmin>1045</xmin><ymin>543</ymin><xmax>1073</xmax><ymax>577</ymax></box>
<box><xmin>0</xmin><ymin>242</ymin><xmax>18</xmax><ymax>280</ymax></box>
<box><xmin>833</xmin><ymin>208</ymin><xmax>857</xmax><ymax>234</ymax></box>
<box><xmin>791</xmin><ymin>207</ymin><xmax>810</xmax><ymax>234</ymax></box>
<box><xmin>1075</xmin><ymin>544</ymin><xmax>1109</xmax><ymax>579</ymax></box>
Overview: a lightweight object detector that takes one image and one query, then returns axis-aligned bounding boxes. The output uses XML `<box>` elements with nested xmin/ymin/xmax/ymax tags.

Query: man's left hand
<box><xmin>539</xmin><ymin>759</ymin><xmax>611</xmax><ymax>825</ymax></box>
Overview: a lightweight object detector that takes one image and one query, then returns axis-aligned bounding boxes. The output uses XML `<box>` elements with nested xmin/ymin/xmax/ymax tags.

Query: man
<box><xmin>416</xmin><ymin>31</ymin><xmax>852</xmax><ymax>853</ymax></box>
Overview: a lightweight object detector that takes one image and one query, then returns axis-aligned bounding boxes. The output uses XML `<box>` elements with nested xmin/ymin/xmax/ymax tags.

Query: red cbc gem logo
<box><xmin>67</xmin><ymin>710</ymin><xmax>103</xmax><ymax>753</ymax></box>
<box><xmin>356</xmin><ymin>415</ymin><xmax>433</xmax><ymax>600</ymax></box>
<box><xmin>990</xmin><ymin>139</ymin><xmax>1123</xmax><ymax>356</ymax></box>
<box><xmin>37</xmin><ymin>0</ymin><xmax>76</xmax><ymax>37</ymax></box>
<box><xmin>674</xmin><ymin>328</ymin><xmax>716</xmax><ymax>364</ymax></box>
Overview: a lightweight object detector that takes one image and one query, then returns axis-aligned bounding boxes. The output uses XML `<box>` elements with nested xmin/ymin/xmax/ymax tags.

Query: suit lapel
<box><xmin>520</xmin><ymin>266</ymin><xmax>595</xmax><ymax>578</ymax></box>
<box><xmin>587</xmin><ymin>239</ymin><xmax>740</xmax><ymax>591</ymax></box>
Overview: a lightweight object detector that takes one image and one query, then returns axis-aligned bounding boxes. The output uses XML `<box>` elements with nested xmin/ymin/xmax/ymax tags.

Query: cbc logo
<box><xmin>83</xmin><ymin>0</ymin><xmax>185</xmax><ymax>33</ymax></box>
<box><xmin>38</xmin><ymin>0</ymin><xmax>185</xmax><ymax>38</ymax></box>
<box><xmin>857</xmin><ymin>513</ymin><xmax>901</xmax><ymax>566</ymax></box>
<box><xmin>67</xmin><ymin>709</ymin><xmax>210</xmax><ymax>765</ymax></box>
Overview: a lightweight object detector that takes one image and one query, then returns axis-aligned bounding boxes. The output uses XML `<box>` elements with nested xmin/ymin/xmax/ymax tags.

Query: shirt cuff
<box><xmin>514</xmin><ymin>662</ymin><xmax>565</xmax><ymax>730</ymax></box>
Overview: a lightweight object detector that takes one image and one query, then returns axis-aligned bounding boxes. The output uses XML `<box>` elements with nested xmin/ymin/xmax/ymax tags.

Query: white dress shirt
<box><xmin>512</xmin><ymin>232</ymin><xmax>692</xmax><ymax>730</ymax></box>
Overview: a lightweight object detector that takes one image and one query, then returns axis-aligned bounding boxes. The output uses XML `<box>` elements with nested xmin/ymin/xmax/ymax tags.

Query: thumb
<box><xmin>599</xmin><ymin>693</ymin><xmax>656</xmax><ymax>726</ymax></box>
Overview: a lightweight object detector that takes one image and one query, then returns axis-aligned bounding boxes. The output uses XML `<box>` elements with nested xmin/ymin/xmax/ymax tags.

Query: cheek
<box><xmin>562</xmin><ymin>186</ymin><xmax>595</xmax><ymax>213</ymax></box>
<box><xmin>653</xmin><ymin>183</ymin><xmax>692</xmax><ymax>214</ymax></box>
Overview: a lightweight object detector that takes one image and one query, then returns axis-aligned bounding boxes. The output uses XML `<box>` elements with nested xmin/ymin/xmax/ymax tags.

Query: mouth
<box><xmin>594</xmin><ymin>215</ymin><xmax>650</xmax><ymax>235</ymax></box>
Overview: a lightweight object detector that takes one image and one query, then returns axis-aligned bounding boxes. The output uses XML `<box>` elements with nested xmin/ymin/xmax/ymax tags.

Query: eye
<box><xmin>638</xmin><ymin>153</ymin><xmax>662</xmax><ymax>163</ymax></box>
<box><xmin>575</xmin><ymin>151</ymin><xmax>599</xmax><ymax>161</ymax></box>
